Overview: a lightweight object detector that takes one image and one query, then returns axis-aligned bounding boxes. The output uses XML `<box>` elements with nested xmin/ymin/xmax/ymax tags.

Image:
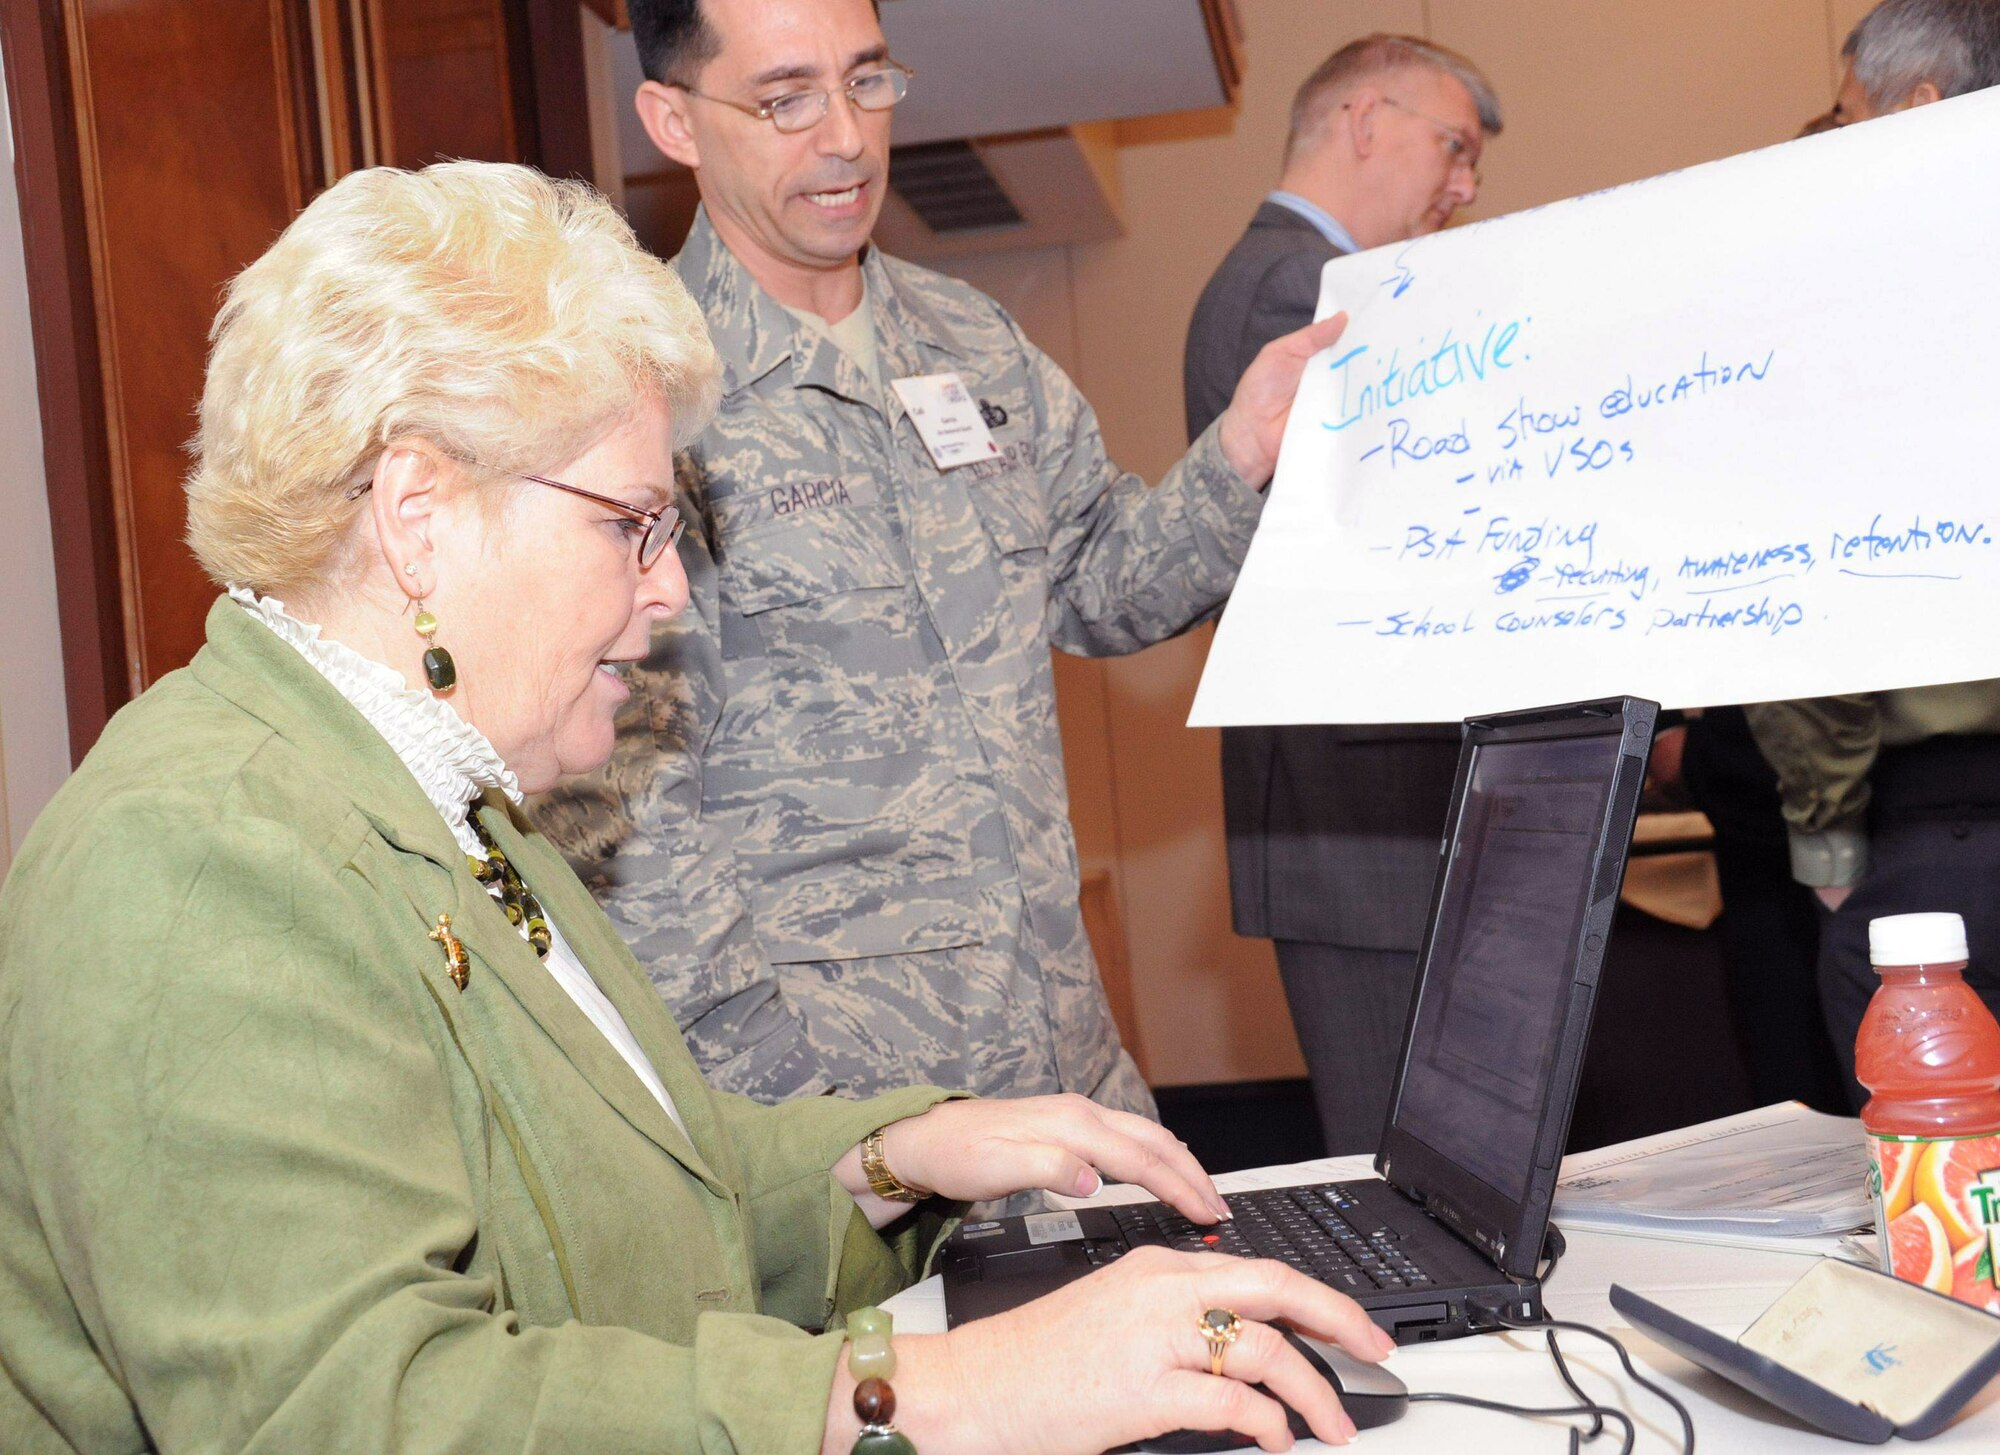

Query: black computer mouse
<box><xmin>1133</xmin><ymin>1329</ymin><xmax>1410</xmax><ymax>1452</ymax></box>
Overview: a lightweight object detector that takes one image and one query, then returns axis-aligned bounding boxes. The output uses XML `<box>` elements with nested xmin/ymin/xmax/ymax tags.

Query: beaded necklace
<box><xmin>469</xmin><ymin>818</ymin><xmax>553</xmax><ymax>959</ymax></box>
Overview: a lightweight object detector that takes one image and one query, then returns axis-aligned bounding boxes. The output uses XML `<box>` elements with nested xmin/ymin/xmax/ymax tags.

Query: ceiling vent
<box><xmin>889</xmin><ymin>141</ymin><xmax>1025</xmax><ymax>234</ymax></box>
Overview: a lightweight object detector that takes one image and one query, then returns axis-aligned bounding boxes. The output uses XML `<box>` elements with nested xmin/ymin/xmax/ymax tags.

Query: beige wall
<box><xmin>0</xmin><ymin>55</ymin><xmax>73</xmax><ymax>880</ymax></box>
<box><xmin>934</xmin><ymin>0</ymin><xmax>1869</xmax><ymax>1085</ymax></box>
<box><xmin>0</xmin><ymin>0</ymin><xmax>1885</xmax><ymax>1026</ymax></box>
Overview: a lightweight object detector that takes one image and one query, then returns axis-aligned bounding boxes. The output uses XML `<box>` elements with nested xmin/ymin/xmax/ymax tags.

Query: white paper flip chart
<box><xmin>1190</xmin><ymin>88</ymin><xmax>2000</xmax><ymax>727</ymax></box>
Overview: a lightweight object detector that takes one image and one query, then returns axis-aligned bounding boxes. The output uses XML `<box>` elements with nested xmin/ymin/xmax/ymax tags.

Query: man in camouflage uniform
<box><xmin>538</xmin><ymin>0</ymin><xmax>1341</xmax><ymax>1113</ymax></box>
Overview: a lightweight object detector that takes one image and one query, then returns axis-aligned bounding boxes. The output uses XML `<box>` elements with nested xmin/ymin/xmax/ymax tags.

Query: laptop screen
<box><xmin>1390</xmin><ymin>730</ymin><xmax>1621</xmax><ymax>1203</ymax></box>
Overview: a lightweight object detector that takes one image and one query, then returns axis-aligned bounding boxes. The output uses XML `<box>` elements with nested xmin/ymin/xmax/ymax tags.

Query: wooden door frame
<box><xmin>3</xmin><ymin>0</ymin><xmax>597</xmax><ymax>762</ymax></box>
<box><xmin>523</xmin><ymin>0</ymin><xmax>593</xmax><ymax>182</ymax></box>
<box><xmin>2</xmin><ymin>0</ymin><xmax>131</xmax><ymax>763</ymax></box>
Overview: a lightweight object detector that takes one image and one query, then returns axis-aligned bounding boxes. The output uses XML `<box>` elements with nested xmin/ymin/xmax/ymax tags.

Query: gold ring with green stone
<box><xmin>1198</xmin><ymin>1307</ymin><xmax>1242</xmax><ymax>1377</ymax></box>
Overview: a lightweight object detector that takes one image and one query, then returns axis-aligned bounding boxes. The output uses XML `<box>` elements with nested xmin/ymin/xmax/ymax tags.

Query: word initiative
<box><xmin>1194</xmin><ymin>87</ymin><xmax>2000</xmax><ymax>727</ymax></box>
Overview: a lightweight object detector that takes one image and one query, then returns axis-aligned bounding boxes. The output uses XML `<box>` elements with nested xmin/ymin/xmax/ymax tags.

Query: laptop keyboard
<box><xmin>1094</xmin><ymin>1184</ymin><xmax>1437</xmax><ymax>1298</ymax></box>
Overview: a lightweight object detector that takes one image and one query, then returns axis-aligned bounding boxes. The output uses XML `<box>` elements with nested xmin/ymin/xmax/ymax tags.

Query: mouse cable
<box><xmin>1405</xmin><ymin>1392</ymin><xmax>1634</xmax><ymax>1455</ymax></box>
<box><xmin>1544</xmin><ymin>1325</ymin><xmax>1607</xmax><ymax>1441</ymax></box>
<box><xmin>1532</xmin><ymin>1227</ymin><xmax>1606</xmax><ymax>1441</ymax></box>
<box><xmin>1539</xmin><ymin>1224</ymin><xmax>1569</xmax><ymax>1283</ymax></box>
<box><xmin>1486</xmin><ymin>1309</ymin><xmax>1696</xmax><ymax>1455</ymax></box>
<box><xmin>1445</xmin><ymin>1231</ymin><xmax>1692</xmax><ymax>1455</ymax></box>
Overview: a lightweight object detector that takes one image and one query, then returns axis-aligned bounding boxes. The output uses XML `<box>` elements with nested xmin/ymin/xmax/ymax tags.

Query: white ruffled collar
<box><xmin>230</xmin><ymin>586</ymin><xmax>520</xmax><ymax>857</ymax></box>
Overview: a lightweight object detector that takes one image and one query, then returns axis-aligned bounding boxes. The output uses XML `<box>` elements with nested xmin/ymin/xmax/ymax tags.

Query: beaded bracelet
<box><xmin>846</xmin><ymin>1306</ymin><xmax>916</xmax><ymax>1455</ymax></box>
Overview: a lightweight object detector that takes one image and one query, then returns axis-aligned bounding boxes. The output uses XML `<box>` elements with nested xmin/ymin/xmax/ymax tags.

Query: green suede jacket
<box><xmin>0</xmin><ymin>598</ymin><xmax>958</xmax><ymax>1453</ymax></box>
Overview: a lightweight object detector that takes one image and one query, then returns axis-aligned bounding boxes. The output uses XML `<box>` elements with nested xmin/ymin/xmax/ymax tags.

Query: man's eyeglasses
<box><xmin>1374</xmin><ymin>96</ymin><xmax>1483</xmax><ymax>182</ymax></box>
<box><xmin>347</xmin><ymin>470</ymin><xmax>685</xmax><ymax>569</ymax></box>
<box><xmin>680</xmin><ymin>59</ymin><xmax>914</xmax><ymax>135</ymax></box>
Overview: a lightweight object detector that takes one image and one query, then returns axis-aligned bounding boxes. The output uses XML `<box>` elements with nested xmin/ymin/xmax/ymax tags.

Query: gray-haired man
<box><xmin>1184</xmin><ymin>34</ymin><xmax>1501</xmax><ymax>1153</ymax></box>
<box><xmin>1746</xmin><ymin>0</ymin><xmax>2000</xmax><ymax>1103</ymax></box>
<box><xmin>1829</xmin><ymin>0</ymin><xmax>2000</xmax><ymax>123</ymax></box>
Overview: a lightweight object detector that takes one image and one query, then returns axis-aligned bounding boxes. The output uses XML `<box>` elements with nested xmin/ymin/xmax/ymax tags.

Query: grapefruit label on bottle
<box><xmin>1868</xmin><ymin>1131</ymin><xmax>2000</xmax><ymax>1314</ymax></box>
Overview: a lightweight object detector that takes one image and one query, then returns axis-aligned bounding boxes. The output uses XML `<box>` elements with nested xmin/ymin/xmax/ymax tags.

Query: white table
<box><xmin>885</xmin><ymin>1154</ymin><xmax>2000</xmax><ymax>1452</ymax></box>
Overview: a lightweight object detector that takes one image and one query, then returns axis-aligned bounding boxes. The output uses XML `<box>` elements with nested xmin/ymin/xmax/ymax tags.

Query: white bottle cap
<box><xmin>1869</xmin><ymin>912</ymin><xmax>1969</xmax><ymax>967</ymax></box>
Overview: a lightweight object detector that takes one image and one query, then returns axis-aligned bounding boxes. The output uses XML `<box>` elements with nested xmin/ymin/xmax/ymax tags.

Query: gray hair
<box><xmin>1286</xmin><ymin>34</ymin><xmax>1502</xmax><ymax>166</ymax></box>
<box><xmin>1843</xmin><ymin>0</ymin><xmax>2000</xmax><ymax>107</ymax></box>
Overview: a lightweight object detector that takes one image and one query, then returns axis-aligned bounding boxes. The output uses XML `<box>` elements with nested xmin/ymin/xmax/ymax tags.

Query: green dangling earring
<box><xmin>413</xmin><ymin>595</ymin><xmax>457</xmax><ymax>693</ymax></box>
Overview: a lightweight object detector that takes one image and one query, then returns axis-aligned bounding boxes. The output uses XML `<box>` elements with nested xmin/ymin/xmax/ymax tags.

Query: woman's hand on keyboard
<box><xmin>851</xmin><ymin>1094</ymin><xmax>1231</xmax><ymax>1224</ymax></box>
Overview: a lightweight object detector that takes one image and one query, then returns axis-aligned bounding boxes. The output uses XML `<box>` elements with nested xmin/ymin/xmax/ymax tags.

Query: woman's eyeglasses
<box><xmin>519</xmin><ymin>473</ymin><xmax>685</xmax><ymax>569</ymax></box>
<box><xmin>348</xmin><ymin>470</ymin><xmax>685</xmax><ymax>568</ymax></box>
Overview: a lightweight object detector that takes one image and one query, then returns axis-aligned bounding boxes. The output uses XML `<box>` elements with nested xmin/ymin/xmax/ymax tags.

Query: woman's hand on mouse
<box><xmin>821</xmin><ymin>1248</ymin><xmax>1397</xmax><ymax>1455</ymax></box>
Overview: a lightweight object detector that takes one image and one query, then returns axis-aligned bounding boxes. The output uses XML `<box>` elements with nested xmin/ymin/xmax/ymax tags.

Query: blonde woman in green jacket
<box><xmin>0</xmin><ymin>162</ymin><xmax>1388</xmax><ymax>1455</ymax></box>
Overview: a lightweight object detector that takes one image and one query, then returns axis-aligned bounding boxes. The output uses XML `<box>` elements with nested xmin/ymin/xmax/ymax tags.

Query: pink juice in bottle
<box><xmin>1858</xmin><ymin>913</ymin><xmax>2000</xmax><ymax>1312</ymax></box>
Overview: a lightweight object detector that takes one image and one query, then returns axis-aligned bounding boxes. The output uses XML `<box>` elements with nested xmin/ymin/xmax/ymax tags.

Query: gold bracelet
<box><xmin>860</xmin><ymin>1126</ymin><xmax>928</xmax><ymax>1203</ymax></box>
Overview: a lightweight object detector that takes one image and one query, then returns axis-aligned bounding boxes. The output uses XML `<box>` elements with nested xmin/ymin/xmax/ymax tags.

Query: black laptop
<box><xmin>942</xmin><ymin>696</ymin><xmax>1657</xmax><ymax>1346</ymax></box>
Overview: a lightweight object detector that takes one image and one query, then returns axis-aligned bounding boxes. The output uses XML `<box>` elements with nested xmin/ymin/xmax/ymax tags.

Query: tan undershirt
<box><xmin>785</xmin><ymin>276</ymin><xmax>882</xmax><ymax>398</ymax></box>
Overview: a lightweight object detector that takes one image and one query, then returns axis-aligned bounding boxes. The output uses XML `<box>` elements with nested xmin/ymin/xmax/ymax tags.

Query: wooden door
<box><xmin>4</xmin><ymin>0</ymin><xmax>592</xmax><ymax>757</ymax></box>
<box><xmin>61</xmin><ymin>0</ymin><xmax>322</xmax><ymax>690</ymax></box>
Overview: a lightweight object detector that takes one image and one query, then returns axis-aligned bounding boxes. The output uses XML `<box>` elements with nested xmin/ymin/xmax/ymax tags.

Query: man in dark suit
<box><xmin>1185</xmin><ymin>34</ymin><xmax>1502</xmax><ymax>1152</ymax></box>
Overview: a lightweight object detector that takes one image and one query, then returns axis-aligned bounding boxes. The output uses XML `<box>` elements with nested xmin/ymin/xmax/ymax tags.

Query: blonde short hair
<box><xmin>186</xmin><ymin>160</ymin><xmax>720</xmax><ymax>595</ymax></box>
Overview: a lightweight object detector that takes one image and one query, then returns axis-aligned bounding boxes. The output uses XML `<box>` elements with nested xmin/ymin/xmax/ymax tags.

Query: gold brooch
<box><xmin>429</xmin><ymin>913</ymin><xmax>469</xmax><ymax>991</ymax></box>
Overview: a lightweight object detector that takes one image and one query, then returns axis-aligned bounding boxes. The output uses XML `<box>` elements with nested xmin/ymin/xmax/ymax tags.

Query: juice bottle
<box><xmin>1859</xmin><ymin>912</ymin><xmax>2000</xmax><ymax>1313</ymax></box>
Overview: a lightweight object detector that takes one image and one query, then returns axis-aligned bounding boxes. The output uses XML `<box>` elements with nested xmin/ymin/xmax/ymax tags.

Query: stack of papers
<box><xmin>1554</xmin><ymin>1103</ymin><xmax>1872</xmax><ymax>1251</ymax></box>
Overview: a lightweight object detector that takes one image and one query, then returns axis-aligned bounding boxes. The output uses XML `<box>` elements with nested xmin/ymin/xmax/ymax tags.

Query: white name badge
<box><xmin>891</xmin><ymin>372</ymin><xmax>1001</xmax><ymax>470</ymax></box>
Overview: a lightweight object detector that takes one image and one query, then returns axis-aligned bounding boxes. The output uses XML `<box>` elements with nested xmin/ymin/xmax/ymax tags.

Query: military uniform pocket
<box><xmin>967</xmin><ymin>477</ymin><xmax>1050</xmax><ymax>556</ymax></box>
<box><xmin>721</xmin><ymin>510</ymin><xmax>905</xmax><ymax>616</ymax></box>
<box><xmin>717</xmin><ymin>506</ymin><xmax>932</xmax><ymax>766</ymax></box>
